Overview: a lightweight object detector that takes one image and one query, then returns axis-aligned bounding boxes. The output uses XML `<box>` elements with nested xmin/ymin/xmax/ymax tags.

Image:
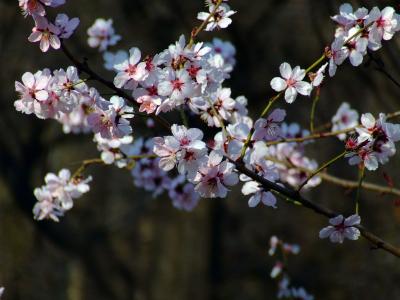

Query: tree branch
<box><xmin>232</xmin><ymin>160</ymin><xmax>400</xmax><ymax>258</ymax></box>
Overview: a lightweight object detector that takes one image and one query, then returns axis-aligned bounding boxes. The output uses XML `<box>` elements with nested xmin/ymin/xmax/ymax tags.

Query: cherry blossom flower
<box><xmin>113</xmin><ymin>47</ymin><xmax>148</xmax><ymax>89</ymax></box>
<box><xmin>366</xmin><ymin>6</ymin><xmax>400</xmax><ymax>50</ymax></box>
<box><xmin>199</xmin><ymin>87</ymin><xmax>235</xmax><ymax>127</ymax></box>
<box><xmin>87</xmin><ymin>18</ymin><xmax>121</xmax><ymax>52</ymax></box>
<box><xmin>319</xmin><ymin>214</ymin><xmax>361</xmax><ymax>243</ymax></box>
<box><xmin>192</xmin><ymin>151</ymin><xmax>238</xmax><ymax>198</ymax></box>
<box><xmin>345</xmin><ymin>26</ymin><xmax>368</xmax><ymax>66</ymax></box>
<box><xmin>33</xmin><ymin>169</ymin><xmax>92</xmax><ymax>221</ymax></box>
<box><xmin>0</xmin><ymin>287</ymin><xmax>4</xmax><ymax>298</ymax></box>
<box><xmin>157</xmin><ymin>69</ymin><xmax>195</xmax><ymax>109</ymax></box>
<box><xmin>94</xmin><ymin>133</ymin><xmax>133</xmax><ymax>167</ymax></box>
<box><xmin>331</xmin><ymin>102</ymin><xmax>359</xmax><ymax>140</ymax></box>
<box><xmin>57</xmin><ymin>87</ymin><xmax>99</xmax><ymax>134</ymax></box>
<box><xmin>28</xmin><ymin>16</ymin><xmax>61</xmax><ymax>52</ymax></box>
<box><xmin>153</xmin><ymin>136</ymin><xmax>180</xmax><ymax>171</ymax></box>
<box><xmin>214</xmin><ymin>122</ymin><xmax>251</xmax><ymax>160</ymax></box>
<box><xmin>88</xmin><ymin>96</ymin><xmax>134</xmax><ymax>139</ymax></box>
<box><xmin>19</xmin><ymin>0</ymin><xmax>65</xmax><ymax>17</ymax></box>
<box><xmin>327</xmin><ymin>36</ymin><xmax>349</xmax><ymax>77</ymax></box>
<box><xmin>242</xmin><ymin>181</ymin><xmax>277</xmax><ymax>208</ymax></box>
<box><xmin>310</xmin><ymin>62</ymin><xmax>328</xmax><ymax>87</ymax></box>
<box><xmin>197</xmin><ymin>3</ymin><xmax>236</xmax><ymax>31</ymax></box>
<box><xmin>270</xmin><ymin>63</ymin><xmax>312</xmax><ymax>103</ymax></box>
<box><xmin>206</xmin><ymin>38</ymin><xmax>236</xmax><ymax>73</ymax></box>
<box><xmin>168</xmin><ymin>176</ymin><xmax>200</xmax><ymax>211</ymax></box>
<box><xmin>54</xmin><ymin>13</ymin><xmax>80</xmax><ymax>39</ymax></box>
<box><xmin>253</xmin><ymin>109</ymin><xmax>286</xmax><ymax>141</ymax></box>
<box><xmin>51</xmin><ymin>66</ymin><xmax>87</xmax><ymax>107</ymax></box>
<box><xmin>153</xmin><ymin>125</ymin><xmax>207</xmax><ymax>177</ymax></box>
<box><xmin>14</xmin><ymin>69</ymin><xmax>52</xmax><ymax>118</ymax></box>
<box><xmin>124</xmin><ymin>138</ymin><xmax>172</xmax><ymax>197</ymax></box>
<box><xmin>331</xmin><ymin>3</ymin><xmax>368</xmax><ymax>36</ymax></box>
<box><xmin>103</xmin><ymin>50</ymin><xmax>128</xmax><ymax>71</ymax></box>
<box><xmin>346</xmin><ymin>113</ymin><xmax>400</xmax><ymax>170</ymax></box>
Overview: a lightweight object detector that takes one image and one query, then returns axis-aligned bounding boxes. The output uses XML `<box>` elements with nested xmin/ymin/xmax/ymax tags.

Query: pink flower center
<box><xmin>376</xmin><ymin>17</ymin><xmax>387</xmax><ymax>28</ymax></box>
<box><xmin>147</xmin><ymin>85</ymin><xmax>158</xmax><ymax>96</ymax></box>
<box><xmin>334</xmin><ymin>222</ymin><xmax>346</xmax><ymax>233</ymax></box>
<box><xmin>172</xmin><ymin>79</ymin><xmax>184</xmax><ymax>91</ymax></box>
<box><xmin>341</xmin><ymin>114</ymin><xmax>349</xmax><ymax>124</ymax></box>
<box><xmin>126</xmin><ymin>64</ymin><xmax>137</xmax><ymax>76</ymax></box>
<box><xmin>180</xmin><ymin>137</ymin><xmax>190</xmax><ymax>146</ymax></box>
<box><xmin>286</xmin><ymin>78</ymin><xmax>296</xmax><ymax>87</ymax></box>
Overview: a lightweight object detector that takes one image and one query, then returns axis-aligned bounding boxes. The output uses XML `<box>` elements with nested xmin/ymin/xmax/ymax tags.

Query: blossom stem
<box><xmin>188</xmin><ymin>0</ymin><xmax>223</xmax><ymax>48</ymax></box>
<box><xmin>297</xmin><ymin>150</ymin><xmax>347</xmax><ymax>192</ymax></box>
<box><xmin>72</xmin><ymin>158</ymin><xmax>103</xmax><ymax>179</ymax></box>
<box><xmin>309</xmin><ymin>88</ymin><xmax>320</xmax><ymax>133</ymax></box>
<box><xmin>260</xmin><ymin>93</ymin><xmax>281</xmax><ymax>118</ymax></box>
<box><xmin>179</xmin><ymin>108</ymin><xmax>189</xmax><ymax>127</ymax></box>
<box><xmin>355</xmin><ymin>165</ymin><xmax>366</xmax><ymax>215</ymax></box>
<box><xmin>71</xmin><ymin>154</ymin><xmax>157</xmax><ymax>179</ymax></box>
<box><xmin>304</xmin><ymin>54</ymin><xmax>327</xmax><ymax>74</ymax></box>
<box><xmin>267</xmin><ymin>127</ymin><xmax>355</xmax><ymax>145</ymax></box>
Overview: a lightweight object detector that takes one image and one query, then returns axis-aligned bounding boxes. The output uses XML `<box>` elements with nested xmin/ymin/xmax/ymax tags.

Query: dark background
<box><xmin>1</xmin><ymin>0</ymin><xmax>400</xmax><ymax>299</ymax></box>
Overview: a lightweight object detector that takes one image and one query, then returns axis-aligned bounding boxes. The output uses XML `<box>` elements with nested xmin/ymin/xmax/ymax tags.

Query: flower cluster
<box><xmin>154</xmin><ymin>125</ymin><xmax>238</xmax><ymax>198</ymax></box>
<box><xmin>345</xmin><ymin>113</ymin><xmax>400</xmax><ymax>170</ymax></box>
<box><xmin>128</xmin><ymin>138</ymin><xmax>201</xmax><ymax>210</ymax></box>
<box><xmin>14</xmin><ymin>67</ymin><xmax>136</xmax><ymax>138</ymax></box>
<box><xmin>329</xmin><ymin>4</ymin><xmax>400</xmax><ymax>76</ymax></box>
<box><xmin>87</xmin><ymin>18</ymin><xmax>121</xmax><ymax>52</ymax></box>
<box><xmin>33</xmin><ymin>169</ymin><xmax>92</xmax><ymax>221</ymax></box>
<box><xmin>331</xmin><ymin>102</ymin><xmax>359</xmax><ymax>140</ymax></box>
<box><xmin>102</xmin><ymin>35</ymin><xmax>234</xmax><ymax>117</ymax></box>
<box><xmin>197</xmin><ymin>1</ymin><xmax>236</xmax><ymax>31</ymax></box>
<box><xmin>268</xmin><ymin>123</ymin><xmax>322</xmax><ymax>190</ymax></box>
<box><xmin>20</xmin><ymin>0</ymin><xmax>79</xmax><ymax>52</ymax></box>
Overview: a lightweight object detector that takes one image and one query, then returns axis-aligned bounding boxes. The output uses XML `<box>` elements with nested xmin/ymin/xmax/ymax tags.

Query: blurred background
<box><xmin>1</xmin><ymin>0</ymin><xmax>400</xmax><ymax>299</ymax></box>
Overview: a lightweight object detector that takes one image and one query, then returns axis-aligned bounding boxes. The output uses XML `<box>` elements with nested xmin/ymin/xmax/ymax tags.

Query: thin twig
<box><xmin>188</xmin><ymin>0</ymin><xmax>224</xmax><ymax>47</ymax></box>
<box><xmin>265</xmin><ymin>155</ymin><xmax>400</xmax><ymax>197</ymax></box>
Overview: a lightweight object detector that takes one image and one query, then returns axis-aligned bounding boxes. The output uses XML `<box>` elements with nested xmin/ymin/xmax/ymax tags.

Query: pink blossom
<box><xmin>113</xmin><ymin>47</ymin><xmax>148</xmax><ymax>89</ymax></box>
<box><xmin>87</xmin><ymin>18</ymin><xmax>121</xmax><ymax>52</ymax></box>
<box><xmin>197</xmin><ymin>3</ymin><xmax>236</xmax><ymax>31</ymax></box>
<box><xmin>270</xmin><ymin>63</ymin><xmax>312</xmax><ymax>103</ymax></box>
<box><xmin>319</xmin><ymin>214</ymin><xmax>361</xmax><ymax>243</ymax></box>
<box><xmin>15</xmin><ymin>69</ymin><xmax>51</xmax><ymax>118</ymax></box>
<box><xmin>192</xmin><ymin>151</ymin><xmax>238</xmax><ymax>198</ymax></box>
<box><xmin>28</xmin><ymin>16</ymin><xmax>61</xmax><ymax>52</ymax></box>
<box><xmin>55</xmin><ymin>13</ymin><xmax>80</xmax><ymax>39</ymax></box>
